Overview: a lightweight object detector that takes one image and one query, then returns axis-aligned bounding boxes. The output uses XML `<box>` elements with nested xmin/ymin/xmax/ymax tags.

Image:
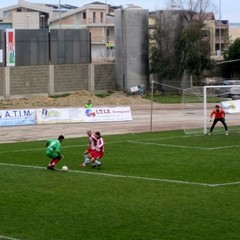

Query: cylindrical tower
<box><xmin>115</xmin><ymin>8</ymin><xmax>149</xmax><ymax>92</ymax></box>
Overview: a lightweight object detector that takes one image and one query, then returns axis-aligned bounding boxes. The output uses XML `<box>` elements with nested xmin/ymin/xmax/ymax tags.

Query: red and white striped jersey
<box><xmin>96</xmin><ymin>137</ymin><xmax>104</xmax><ymax>152</ymax></box>
<box><xmin>89</xmin><ymin>134</ymin><xmax>97</xmax><ymax>150</ymax></box>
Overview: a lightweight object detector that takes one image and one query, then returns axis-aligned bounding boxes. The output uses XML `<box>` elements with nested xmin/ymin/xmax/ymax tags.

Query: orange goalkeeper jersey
<box><xmin>210</xmin><ymin>108</ymin><xmax>225</xmax><ymax>119</ymax></box>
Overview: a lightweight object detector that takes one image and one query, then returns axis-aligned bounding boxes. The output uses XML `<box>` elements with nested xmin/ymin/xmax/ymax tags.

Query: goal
<box><xmin>182</xmin><ymin>85</ymin><xmax>240</xmax><ymax>134</ymax></box>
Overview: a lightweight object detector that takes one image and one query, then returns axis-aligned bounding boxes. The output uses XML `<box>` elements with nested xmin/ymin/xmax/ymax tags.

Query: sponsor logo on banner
<box><xmin>0</xmin><ymin>109</ymin><xmax>35</xmax><ymax>126</ymax></box>
<box><xmin>36</xmin><ymin>108</ymin><xmax>85</xmax><ymax>124</ymax></box>
<box><xmin>85</xmin><ymin>107</ymin><xmax>132</xmax><ymax>122</ymax></box>
<box><xmin>221</xmin><ymin>99</ymin><xmax>240</xmax><ymax>113</ymax></box>
<box><xmin>85</xmin><ymin>109</ymin><xmax>96</xmax><ymax>117</ymax></box>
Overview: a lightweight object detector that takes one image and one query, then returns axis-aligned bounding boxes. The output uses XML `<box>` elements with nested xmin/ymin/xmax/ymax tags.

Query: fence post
<box><xmin>88</xmin><ymin>63</ymin><xmax>95</xmax><ymax>93</ymax></box>
<box><xmin>3</xmin><ymin>67</ymin><xmax>10</xmax><ymax>100</ymax></box>
<box><xmin>49</xmin><ymin>64</ymin><xmax>54</xmax><ymax>96</ymax></box>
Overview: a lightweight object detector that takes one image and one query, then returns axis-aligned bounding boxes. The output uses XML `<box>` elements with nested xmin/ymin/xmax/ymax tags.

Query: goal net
<box><xmin>182</xmin><ymin>85</ymin><xmax>240</xmax><ymax>134</ymax></box>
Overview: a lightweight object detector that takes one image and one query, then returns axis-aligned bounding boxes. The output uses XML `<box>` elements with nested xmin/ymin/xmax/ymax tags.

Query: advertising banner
<box><xmin>0</xmin><ymin>107</ymin><xmax>133</xmax><ymax>127</ymax></box>
<box><xmin>0</xmin><ymin>109</ymin><xmax>35</xmax><ymax>126</ymax></box>
<box><xmin>36</xmin><ymin>108</ymin><xmax>85</xmax><ymax>124</ymax></box>
<box><xmin>6</xmin><ymin>29</ymin><xmax>15</xmax><ymax>66</ymax></box>
<box><xmin>221</xmin><ymin>99</ymin><xmax>240</xmax><ymax>113</ymax></box>
<box><xmin>84</xmin><ymin>107</ymin><xmax>132</xmax><ymax>122</ymax></box>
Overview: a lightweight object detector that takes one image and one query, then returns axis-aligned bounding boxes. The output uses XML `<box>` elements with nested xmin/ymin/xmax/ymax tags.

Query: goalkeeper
<box><xmin>46</xmin><ymin>135</ymin><xmax>65</xmax><ymax>170</ymax></box>
<box><xmin>209</xmin><ymin>105</ymin><xmax>228</xmax><ymax>135</ymax></box>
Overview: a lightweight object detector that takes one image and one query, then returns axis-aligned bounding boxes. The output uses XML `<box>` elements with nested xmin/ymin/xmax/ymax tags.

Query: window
<box><xmin>93</xmin><ymin>12</ymin><xmax>96</xmax><ymax>23</ymax></box>
<box><xmin>3</xmin><ymin>11</ymin><xmax>8</xmax><ymax>18</ymax></box>
<box><xmin>100</xmin><ymin>12</ymin><xmax>103</xmax><ymax>23</ymax></box>
<box><xmin>17</xmin><ymin>8</ymin><xmax>22</xmax><ymax>12</ymax></box>
<box><xmin>82</xmin><ymin>12</ymin><xmax>86</xmax><ymax>19</ymax></box>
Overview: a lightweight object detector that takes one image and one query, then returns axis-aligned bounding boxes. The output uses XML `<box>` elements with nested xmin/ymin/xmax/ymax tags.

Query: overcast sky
<box><xmin>0</xmin><ymin>0</ymin><xmax>239</xmax><ymax>23</ymax></box>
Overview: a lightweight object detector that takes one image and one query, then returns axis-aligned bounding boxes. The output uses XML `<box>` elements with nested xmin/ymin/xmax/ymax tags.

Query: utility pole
<box><xmin>105</xmin><ymin>0</ymin><xmax>108</xmax><ymax>60</ymax></box>
<box><xmin>219</xmin><ymin>0</ymin><xmax>222</xmax><ymax>55</ymax></box>
<box><xmin>59</xmin><ymin>0</ymin><xmax>62</xmax><ymax>29</ymax></box>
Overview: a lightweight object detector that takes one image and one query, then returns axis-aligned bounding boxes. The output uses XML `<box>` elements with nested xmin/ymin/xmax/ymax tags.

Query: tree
<box><xmin>150</xmin><ymin>0</ymin><xmax>215</xmax><ymax>88</ymax></box>
<box><xmin>176</xmin><ymin>22</ymin><xmax>214</xmax><ymax>77</ymax></box>
<box><xmin>222</xmin><ymin>38</ymin><xmax>240</xmax><ymax>78</ymax></box>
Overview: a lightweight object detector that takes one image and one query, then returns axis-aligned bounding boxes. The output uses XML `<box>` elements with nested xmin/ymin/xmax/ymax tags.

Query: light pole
<box><xmin>59</xmin><ymin>0</ymin><xmax>62</xmax><ymax>29</ymax></box>
<box><xmin>105</xmin><ymin>0</ymin><xmax>108</xmax><ymax>60</ymax></box>
<box><xmin>219</xmin><ymin>0</ymin><xmax>222</xmax><ymax>55</ymax></box>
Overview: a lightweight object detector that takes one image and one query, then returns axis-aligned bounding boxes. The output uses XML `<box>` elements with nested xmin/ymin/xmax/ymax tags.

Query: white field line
<box><xmin>0</xmin><ymin>162</ymin><xmax>239</xmax><ymax>188</ymax></box>
<box><xmin>0</xmin><ymin>235</ymin><xmax>21</xmax><ymax>240</ymax></box>
<box><xmin>209</xmin><ymin>182</ymin><xmax>240</xmax><ymax>187</ymax></box>
<box><xmin>0</xmin><ymin>137</ymin><xmax>238</xmax><ymax>154</ymax></box>
<box><xmin>127</xmin><ymin>140</ymin><xmax>240</xmax><ymax>150</ymax></box>
<box><xmin>0</xmin><ymin>133</ymin><xmax>210</xmax><ymax>154</ymax></box>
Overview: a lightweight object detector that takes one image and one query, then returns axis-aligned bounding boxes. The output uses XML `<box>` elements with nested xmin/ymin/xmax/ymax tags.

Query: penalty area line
<box><xmin>1</xmin><ymin>162</ymin><xmax>239</xmax><ymax>187</ymax></box>
<box><xmin>209</xmin><ymin>182</ymin><xmax>240</xmax><ymax>187</ymax></box>
<box><xmin>0</xmin><ymin>235</ymin><xmax>21</xmax><ymax>240</ymax></box>
<box><xmin>128</xmin><ymin>140</ymin><xmax>240</xmax><ymax>150</ymax></box>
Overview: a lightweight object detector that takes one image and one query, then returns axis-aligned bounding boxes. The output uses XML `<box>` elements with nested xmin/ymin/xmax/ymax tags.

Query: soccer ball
<box><xmin>62</xmin><ymin>166</ymin><xmax>68</xmax><ymax>172</ymax></box>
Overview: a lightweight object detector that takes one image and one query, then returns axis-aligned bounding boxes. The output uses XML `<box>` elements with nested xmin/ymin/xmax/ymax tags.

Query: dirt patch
<box><xmin>0</xmin><ymin>91</ymin><xmax>151</xmax><ymax>109</ymax></box>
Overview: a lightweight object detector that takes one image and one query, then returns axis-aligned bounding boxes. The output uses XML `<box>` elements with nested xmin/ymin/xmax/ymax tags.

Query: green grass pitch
<box><xmin>0</xmin><ymin>130</ymin><xmax>239</xmax><ymax>240</ymax></box>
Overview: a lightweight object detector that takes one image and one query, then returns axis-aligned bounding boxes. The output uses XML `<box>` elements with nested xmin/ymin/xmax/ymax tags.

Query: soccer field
<box><xmin>0</xmin><ymin>130</ymin><xmax>239</xmax><ymax>240</ymax></box>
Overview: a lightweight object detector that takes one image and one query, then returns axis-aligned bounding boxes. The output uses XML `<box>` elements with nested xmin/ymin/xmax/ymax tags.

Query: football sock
<box><xmin>83</xmin><ymin>157</ymin><xmax>90</xmax><ymax>165</ymax></box>
<box><xmin>95</xmin><ymin>160</ymin><xmax>101</xmax><ymax>165</ymax></box>
<box><xmin>53</xmin><ymin>159</ymin><xmax>60</xmax><ymax>165</ymax></box>
<box><xmin>49</xmin><ymin>159</ymin><xmax>55</xmax><ymax>167</ymax></box>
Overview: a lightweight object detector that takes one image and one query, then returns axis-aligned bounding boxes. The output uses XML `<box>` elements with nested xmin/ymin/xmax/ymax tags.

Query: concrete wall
<box><xmin>115</xmin><ymin>8</ymin><xmax>149</xmax><ymax>92</ymax></box>
<box><xmin>0</xmin><ymin>63</ymin><xmax>115</xmax><ymax>99</ymax></box>
<box><xmin>94</xmin><ymin>63</ymin><xmax>116</xmax><ymax>91</ymax></box>
<box><xmin>15</xmin><ymin>29</ymin><xmax>49</xmax><ymax>66</ymax></box>
<box><xmin>50</xmin><ymin>29</ymin><xmax>91</xmax><ymax>65</ymax></box>
<box><xmin>9</xmin><ymin>65</ymin><xmax>49</xmax><ymax>95</ymax></box>
<box><xmin>0</xmin><ymin>29</ymin><xmax>91</xmax><ymax>66</ymax></box>
<box><xmin>54</xmin><ymin>64</ymin><xmax>89</xmax><ymax>93</ymax></box>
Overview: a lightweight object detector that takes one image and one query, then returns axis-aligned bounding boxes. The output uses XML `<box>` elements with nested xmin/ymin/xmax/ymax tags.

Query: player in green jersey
<box><xmin>46</xmin><ymin>135</ymin><xmax>65</xmax><ymax>170</ymax></box>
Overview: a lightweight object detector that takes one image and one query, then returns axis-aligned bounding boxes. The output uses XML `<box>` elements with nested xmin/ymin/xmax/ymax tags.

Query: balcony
<box><xmin>80</xmin><ymin>17</ymin><xmax>114</xmax><ymax>26</ymax></box>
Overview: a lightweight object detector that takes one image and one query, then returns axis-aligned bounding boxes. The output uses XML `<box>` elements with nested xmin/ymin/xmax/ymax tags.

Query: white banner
<box><xmin>0</xmin><ymin>107</ymin><xmax>133</xmax><ymax>127</ymax></box>
<box><xmin>84</xmin><ymin>107</ymin><xmax>132</xmax><ymax>122</ymax></box>
<box><xmin>0</xmin><ymin>109</ymin><xmax>35</xmax><ymax>126</ymax></box>
<box><xmin>36</xmin><ymin>108</ymin><xmax>85</xmax><ymax>124</ymax></box>
<box><xmin>221</xmin><ymin>99</ymin><xmax>240</xmax><ymax>113</ymax></box>
<box><xmin>36</xmin><ymin>107</ymin><xmax>132</xmax><ymax>123</ymax></box>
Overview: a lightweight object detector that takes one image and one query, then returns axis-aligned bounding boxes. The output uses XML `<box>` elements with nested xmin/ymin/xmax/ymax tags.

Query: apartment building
<box><xmin>0</xmin><ymin>0</ymin><xmax>77</xmax><ymax>29</ymax></box>
<box><xmin>229</xmin><ymin>23</ymin><xmax>240</xmax><ymax>43</ymax></box>
<box><xmin>0</xmin><ymin>0</ymin><xmax>116</xmax><ymax>62</ymax></box>
<box><xmin>48</xmin><ymin>2</ymin><xmax>116</xmax><ymax>62</ymax></box>
<box><xmin>215</xmin><ymin>19</ymin><xmax>229</xmax><ymax>55</ymax></box>
<box><xmin>0</xmin><ymin>1</ymin><xmax>232</xmax><ymax>62</ymax></box>
<box><xmin>149</xmin><ymin>10</ymin><xmax>229</xmax><ymax>59</ymax></box>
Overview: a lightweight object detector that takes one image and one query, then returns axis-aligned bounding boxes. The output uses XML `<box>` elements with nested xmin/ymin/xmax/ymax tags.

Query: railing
<box><xmin>80</xmin><ymin>18</ymin><xmax>114</xmax><ymax>25</ymax></box>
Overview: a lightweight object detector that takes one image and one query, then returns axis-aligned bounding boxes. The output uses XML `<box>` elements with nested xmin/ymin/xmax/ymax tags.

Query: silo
<box><xmin>115</xmin><ymin>8</ymin><xmax>149</xmax><ymax>92</ymax></box>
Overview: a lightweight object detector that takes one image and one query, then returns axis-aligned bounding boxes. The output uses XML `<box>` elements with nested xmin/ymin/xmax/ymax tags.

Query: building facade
<box><xmin>0</xmin><ymin>0</ymin><xmax>116</xmax><ymax>62</ymax></box>
<box><xmin>49</xmin><ymin>2</ymin><xmax>116</xmax><ymax>62</ymax></box>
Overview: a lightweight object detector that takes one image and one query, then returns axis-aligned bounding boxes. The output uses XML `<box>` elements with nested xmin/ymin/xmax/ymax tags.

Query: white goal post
<box><xmin>182</xmin><ymin>84</ymin><xmax>240</xmax><ymax>134</ymax></box>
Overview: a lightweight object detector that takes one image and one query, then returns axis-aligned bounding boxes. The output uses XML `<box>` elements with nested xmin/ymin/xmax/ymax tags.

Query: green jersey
<box><xmin>46</xmin><ymin>139</ymin><xmax>62</xmax><ymax>158</ymax></box>
<box><xmin>85</xmin><ymin>103</ymin><xmax>93</xmax><ymax>108</ymax></box>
